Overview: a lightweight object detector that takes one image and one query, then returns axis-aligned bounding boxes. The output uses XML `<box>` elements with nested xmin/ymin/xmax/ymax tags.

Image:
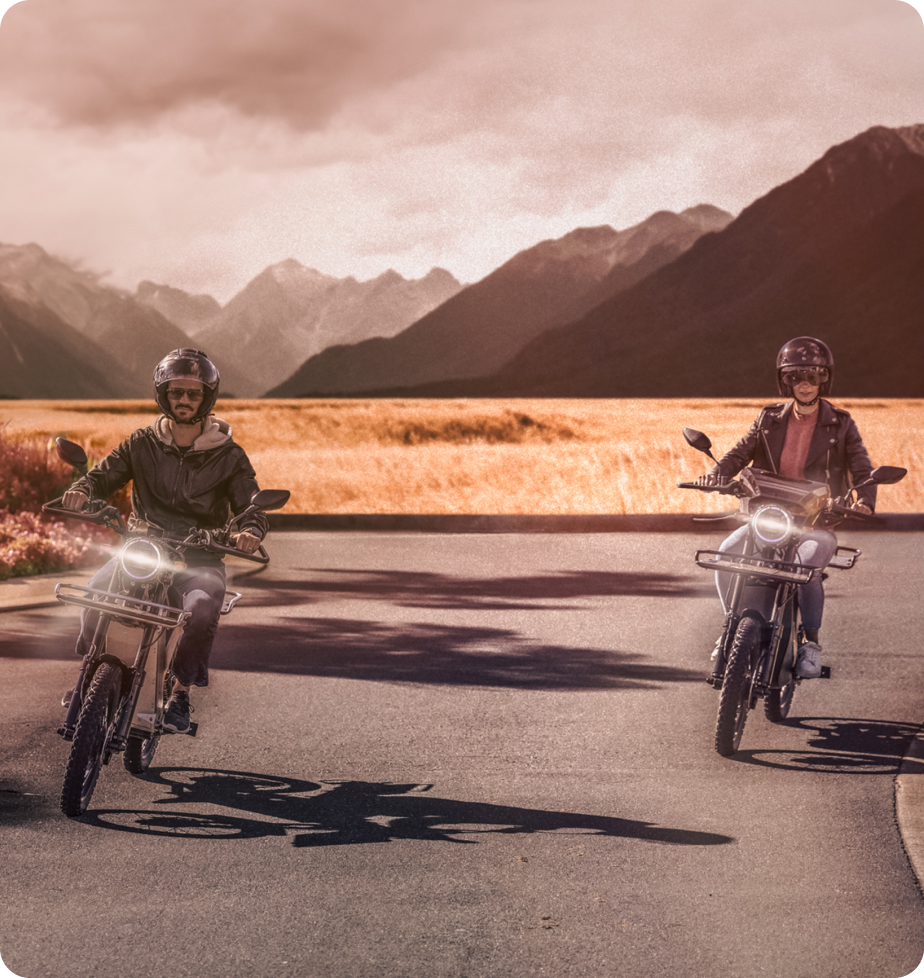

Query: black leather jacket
<box><xmin>72</xmin><ymin>416</ymin><xmax>268</xmax><ymax>540</ymax></box>
<box><xmin>714</xmin><ymin>399</ymin><xmax>877</xmax><ymax>510</ymax></box>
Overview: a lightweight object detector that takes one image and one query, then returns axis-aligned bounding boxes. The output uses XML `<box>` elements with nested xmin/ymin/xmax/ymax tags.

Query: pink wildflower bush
<box><xmin>0</xmin><ymin>508</ymin><xmax>110</xmax><ymax>581</ymax></box>
<box><xmin>0</xmin><ymin>426</ymin><xmax>118</xmax><ymax>580</ymax></box>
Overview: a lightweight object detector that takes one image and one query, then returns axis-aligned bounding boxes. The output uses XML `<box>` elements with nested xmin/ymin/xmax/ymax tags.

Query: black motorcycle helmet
<box><xmin>153</xmin><ymin>349</ymin><xmax>220</xmax><ymax>424</ymax></box>
<box><xmin>776</xmin><ymin>336</ymin><xmax>834</xmax><ymax>398</ymax></box>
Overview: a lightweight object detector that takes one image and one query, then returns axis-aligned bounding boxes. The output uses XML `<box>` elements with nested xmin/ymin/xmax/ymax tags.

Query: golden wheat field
<box><xmin>1</xmin><ymin>398</ymin><xmax>922</xmax><ymax>514</ymax></box>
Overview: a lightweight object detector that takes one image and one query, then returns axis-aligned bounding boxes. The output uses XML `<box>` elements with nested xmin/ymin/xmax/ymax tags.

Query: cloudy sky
<box><xmin>0</xmin><ymin>0</ymin><xmax>922</xmax><ymax>302</ymax></box>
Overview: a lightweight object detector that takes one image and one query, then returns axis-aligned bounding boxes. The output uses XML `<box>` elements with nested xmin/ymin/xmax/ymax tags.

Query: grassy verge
<box><xmin>2</xmin><ymin>398</ymin><xmax>922</xmax><ymax>516</ymax></box>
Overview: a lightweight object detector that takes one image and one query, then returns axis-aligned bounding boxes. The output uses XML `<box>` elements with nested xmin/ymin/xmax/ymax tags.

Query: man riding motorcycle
<box><xmin>696</xmin><ymin>336</ymin><xmax>875</xmax><ymax>679</ymax></box>
<box><xmin>62</xmin><ymin>349</ymin><xmax>267</xmax><ymax>733</ymax></box>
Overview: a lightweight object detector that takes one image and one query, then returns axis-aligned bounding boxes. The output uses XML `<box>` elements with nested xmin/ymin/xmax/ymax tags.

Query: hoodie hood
<box><xmin>154</xmin><ymin>414</ymin><xmax>233</xmax><ymax>451</ymax></box>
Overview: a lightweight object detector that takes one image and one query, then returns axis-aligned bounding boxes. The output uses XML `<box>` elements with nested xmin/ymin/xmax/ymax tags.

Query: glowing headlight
<box><xmin>751</xmin><ymin>505</ymin><xmax>795</xmax><ymax>546</ymax></box>
<box><xmin>118</xmin><ymin>538</ymin><xmax>164</xmax><ymax>582</ymax></box>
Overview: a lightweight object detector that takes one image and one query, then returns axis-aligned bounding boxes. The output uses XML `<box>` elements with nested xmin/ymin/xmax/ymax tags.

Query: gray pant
<box><xmin>75</xmin><ymin>558</ymin><xmax>227</xmax><ymax>688</ymax></box>
<box><xmin>715</xmin><ymin>524</ymin><xmax>838</xmax><ymax>633</ymax></box>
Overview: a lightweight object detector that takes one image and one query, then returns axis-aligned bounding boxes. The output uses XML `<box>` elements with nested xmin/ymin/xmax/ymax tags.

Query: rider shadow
<box><xmin>731</xmin><ymin>717</ymin><xmax>920</xmax><ymax>774</ymax></box>
<box><xmin>85</xmin><ymin>768</ymin><xmax>734</xmax><ymax>849</ymax></box>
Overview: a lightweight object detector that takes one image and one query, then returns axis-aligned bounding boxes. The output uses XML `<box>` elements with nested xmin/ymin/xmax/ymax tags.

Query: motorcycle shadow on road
<box><xmin>83</xmin><ymin>767</ymin><xmax>734</xmax><ymax>848</ymax></box>
<box><xmin>214</xmin><ymin>617</ymin><xmax>705</xmax><ymax>690</ymax></box>
<box><xmin>234</xmin><ymin>567</ymin><xmax>714</xmax><ymax>612</ymax></box>
<box><xmin>728</xmin><ymin>717</ymin><xmax>920</xmax><ymax>774</ymax></box>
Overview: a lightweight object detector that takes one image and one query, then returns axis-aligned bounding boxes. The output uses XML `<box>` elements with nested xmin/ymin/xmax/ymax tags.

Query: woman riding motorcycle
<box><xmin>697</xmin><ymin>336</ymin><xmax>876</xmax><ymax>679</ymax></box>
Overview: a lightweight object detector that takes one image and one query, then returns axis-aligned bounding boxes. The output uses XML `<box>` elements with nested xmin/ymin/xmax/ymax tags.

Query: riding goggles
<box><xmin>782</xmin><ymin>368</ymin><xmax>828</xmax><ymax>386</ymax></box>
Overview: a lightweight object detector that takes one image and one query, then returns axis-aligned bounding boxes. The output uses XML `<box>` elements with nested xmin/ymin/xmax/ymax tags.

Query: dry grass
<box><xmin>1</xmin><ymin>398</ymin><xmax>921</xmax><ymax>514</ymax></box>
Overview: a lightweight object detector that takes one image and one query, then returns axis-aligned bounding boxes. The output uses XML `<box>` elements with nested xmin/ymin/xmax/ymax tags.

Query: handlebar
<box><xmin>826</xmin><ymin>499</ymin><xmax>878</xmax><ymax>524</ymax></box>
<box><xmin>42</xmin><ymin>498</ymin><xmax>271</xmax><ymax>563</ymax></box>
<box><xmin>676</xmin><ymin>481</ymin><xmax>742</xmax><ymax>496</ymax></box>
<box><xmin>42</xmin><ymin>497</ymin><xmax>127</xmax><ymax>533</ymax></box>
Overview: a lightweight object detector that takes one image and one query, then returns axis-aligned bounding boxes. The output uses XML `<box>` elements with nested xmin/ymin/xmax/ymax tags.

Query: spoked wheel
<box><xmin>715</xmin><ymin>618</ymin><xmax>761</xmax><ymax>756</ymax></box>
<box><xmin>61</xmin><ymin>662</ymin><xmax>122</xmax><ymax>817</ymax></box>
<box><xmin>124</xmin><ymin>670</ymin><xmax>172</xmax><ymax>775</ymax></box>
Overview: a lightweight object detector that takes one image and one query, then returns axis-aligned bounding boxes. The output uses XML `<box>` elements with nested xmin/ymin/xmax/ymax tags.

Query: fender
<box><xmin>93</xmin><ymin>654</ymin><xmax>133</xmax><ymax>696</ymax></box>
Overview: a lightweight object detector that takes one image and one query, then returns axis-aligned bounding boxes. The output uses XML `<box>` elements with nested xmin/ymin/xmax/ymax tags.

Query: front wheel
<box><xmin>715</xmin><ymin>618</ymin><xmax>761</xmax><ymax>756</ymax></box>
<box><xmin>61</xmin><ymin>662</ymin><xmax>122</xmax><ymax>817</ymax></box>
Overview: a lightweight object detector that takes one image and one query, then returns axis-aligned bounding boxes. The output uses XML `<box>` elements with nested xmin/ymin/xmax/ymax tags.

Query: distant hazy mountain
<box><xmin>194</xmin><ymin>262</ymin><xmax>464</xmax><ymax>397</ymax></box>
<box><xmin>448</xmin><ymin>124</ymin><xmax>924</xmax><ymax>399</ymax></box>
<box><xmin>0</xmin><ymin>283</ymin><xmax>136</xmax><ymax>399</ymax></box>
<box><xmin>135</xmin><ymin>281</ymin><xmax>222</xmax><ymax>337</ymax></box>
<box><xmin>268</xmin><ymin>206</ymin><xmax>732</xmax><ymax>397</ymax></box>
<box><xmin>0</xmin><ymin>242</ymin><xmax>250</xmax><ymax>398</ymax></box>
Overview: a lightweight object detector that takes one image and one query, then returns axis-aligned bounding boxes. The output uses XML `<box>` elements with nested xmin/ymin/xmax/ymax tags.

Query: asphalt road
<box><xmin>1</xmin><ymin>530</ymin><xmax>923</xmax><ymax>978</ymax></box>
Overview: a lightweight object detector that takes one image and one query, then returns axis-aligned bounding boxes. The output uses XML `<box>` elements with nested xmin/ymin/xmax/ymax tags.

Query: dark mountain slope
<box><xmin>452</xmin><ymin>125</ymin><xmax>924</xmax><ymax>398</ymax></box>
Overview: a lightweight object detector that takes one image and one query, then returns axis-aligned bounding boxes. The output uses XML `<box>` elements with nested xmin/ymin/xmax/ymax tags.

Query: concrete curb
<box><xmin>266</xmin><ymin>512</ymin><xmax>924</xmax><ymax>533</ymax></box>
<box><xmin>896</xmin><ymin>731</ymin><xmax>924</xmax><ymax>894</ymax></box>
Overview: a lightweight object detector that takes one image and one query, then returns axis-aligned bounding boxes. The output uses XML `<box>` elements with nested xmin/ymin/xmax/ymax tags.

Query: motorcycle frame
<box><xmin>57</xmin><ymin>563</ymin><xmax>193</xmax><ymax>755</ymax></box>
<box><xmin>708</xmin><ymin>528</ymin><xmax>810</xmax><ymax>699</ymax></box>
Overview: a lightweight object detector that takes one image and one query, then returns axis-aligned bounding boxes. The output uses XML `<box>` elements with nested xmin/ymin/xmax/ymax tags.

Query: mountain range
<box><xmin>267</xmin><ymin>204</ymin><xmax>732</xmax><ymax>396</ymax></box>
<box><xmin>0</xmin><ymin>246</ymin><xmax>461</xmax><ymax>399</ymax></box>
<box><xmin>2</xmin><ymin>123</ymin><xmax>921</xmax><ymax>401</ymax></box>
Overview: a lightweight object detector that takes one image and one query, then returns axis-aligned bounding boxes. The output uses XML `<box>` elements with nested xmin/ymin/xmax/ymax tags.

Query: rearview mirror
<box><xmin>55</xmin><ymin>437</ymin><xmax>89</xmax><ymax>475</ymax></box>
<box><xmin>870</xmin><ymin>466</ymin><xmax>907</xmax><ymax>485</ymax></box>
<box><xmin>683</xmin><ymin>428</ymin><xmax>717</xmax><ymax>462</ymax></box>
<box><xmin>250</xmin><ymin>489</ymin><xmax>291</xmax><ymax>511</ymax></box>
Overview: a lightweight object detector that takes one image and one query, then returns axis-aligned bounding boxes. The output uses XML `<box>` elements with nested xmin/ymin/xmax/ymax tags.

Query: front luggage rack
<box><xmin>54</xmin><ymin>583</ymin><xmax>190</xmax><ymax>629</ymax></box>
<box><xmin>694</xmin><ymin>550</ymin><xmax>815</xmax><ymax>585</ymax></box>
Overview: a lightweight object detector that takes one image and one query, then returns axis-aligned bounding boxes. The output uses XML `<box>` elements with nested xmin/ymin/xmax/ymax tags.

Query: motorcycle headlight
<box><xmin>118</xmin><ymin>538</ymin><xmax>164</xmax><ymax>582</ymax></box>
<box><xmin>751</xmin><ymin>505</ymin><xmax>795</xmax><ymax>546</ymax></box>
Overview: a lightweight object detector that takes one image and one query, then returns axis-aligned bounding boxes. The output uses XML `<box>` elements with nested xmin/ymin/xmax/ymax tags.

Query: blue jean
<box><xmin>715</xmin><ymin>524</ymin><xmax>838</xmax><ymax>633</ymax></box>
<box><xmin>75</xmin><ymin>558</ymin><xmax>227</xmax><ymax>687</ymax></box>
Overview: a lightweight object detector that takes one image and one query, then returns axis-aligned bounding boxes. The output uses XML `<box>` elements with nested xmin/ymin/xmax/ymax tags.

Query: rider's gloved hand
<box><xmin>694</xmin><ymin>466</ymin><xmax>725</xmax><ymax>487</ymax></box>
<box><xmin>62</xmin><ymin>490</ymin><xmax>90</xmax><ymax>512</ymax></box>
<box><xmin>231</xmin><ymin>530</ymin><xmax>261</xmax><ymax>554</ymax></box>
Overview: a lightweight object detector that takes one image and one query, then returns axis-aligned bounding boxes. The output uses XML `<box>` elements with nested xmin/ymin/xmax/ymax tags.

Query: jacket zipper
<box><xmin>760</xmin><ymin>429</ymin><xmax>778</xmax><ymax>474</ymax></box>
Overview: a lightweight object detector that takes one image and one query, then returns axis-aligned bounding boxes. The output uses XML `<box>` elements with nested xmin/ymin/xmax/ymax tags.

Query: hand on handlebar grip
<box><xmin>694</xmin><ymin>467</ymin><xmax>726</xmax><ymax>487</ymax></box>
<box><xmin>230</xmin><ymin>530</ymin><xmax>262</xmax><ymax>554</ymax></box>
<box><xmin>62</xmin><ymin>490</ymin><xmax>90</xmax><ymax>512</ymax></box>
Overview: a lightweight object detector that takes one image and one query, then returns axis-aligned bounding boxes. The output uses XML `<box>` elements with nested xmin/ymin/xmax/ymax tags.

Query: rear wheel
<box><xmin>765</xmin><ymin>681</ymin><xmax>795</xmax><ymax>723</ymax></box>
<box><xmin>123</xmin><ymin>732</ymin><xmax>160</xmax><ymax>774</ymax></box>
<box><xmin>715</xmin><ymin>618</ymin><xmax>761</xmax><ymax>756</ymax></box>
<box><xmin>61</xmin><ymin>662</ymin><xmax>122</xmax><ymax>817</ymax></box>
<box><xmin>124</xmin><ymin>669</ymin><xmax>172</xmax><ymax>775</ymax></box>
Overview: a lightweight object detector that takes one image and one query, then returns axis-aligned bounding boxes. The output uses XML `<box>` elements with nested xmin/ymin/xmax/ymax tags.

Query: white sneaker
<box><xmin>795</xmin><ymin>641</ymin><xmax>822</xmax><ymax>679</ymax></box>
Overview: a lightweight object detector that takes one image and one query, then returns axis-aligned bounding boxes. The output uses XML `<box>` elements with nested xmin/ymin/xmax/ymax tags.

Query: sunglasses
<box><xmin>166</xmin><ymin>388</ymin><xmax>205</xmax><ymax>402</ymax></box>
<box><xmin>783</xmin><ymin>369</ymin><xmax>827</xmax><ymax>386</ymax></box>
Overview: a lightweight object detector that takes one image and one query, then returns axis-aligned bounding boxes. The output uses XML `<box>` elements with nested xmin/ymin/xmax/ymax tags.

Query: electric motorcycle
<box><xmin>678</xmin><ymin>427</ymin><xmax>906</xmax><ymax>756</ymax></box>
<box><xmin>43</xmin><ymin>438</ymin><xmax>290</xmax><ymax>817</ymax></box>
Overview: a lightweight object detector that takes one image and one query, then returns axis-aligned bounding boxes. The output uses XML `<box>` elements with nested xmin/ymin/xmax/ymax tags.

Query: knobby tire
<box><xmin>123</xmin><ymin>670</ymin><xmax>172</xmax><ymax>775</ymax></box>
<box><xmin>765</xmin><ymin>680</ymin><xmax>795</xmax><ymax>723</ymax></box>
<box><xmin>61</xmin><ymin>662</ymin><xmax>122</xmax><ymax>817</ymax></box>
<box><xmin>715</xmin><ymin>618</ymin><xmax>761</xmax><ymax>757</ymax></box>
